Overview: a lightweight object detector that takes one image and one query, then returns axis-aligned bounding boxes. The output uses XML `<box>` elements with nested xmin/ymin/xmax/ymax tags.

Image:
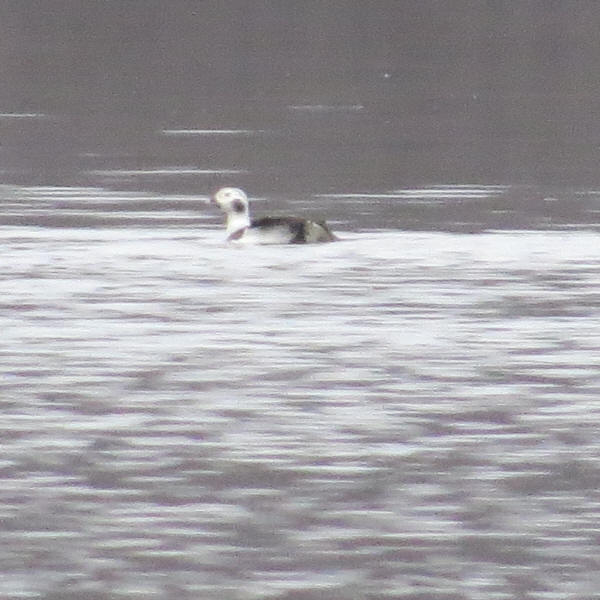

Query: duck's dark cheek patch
<box><xmin>232</xmin><ymin>200</ymin><xmax>245</xmax><ymax>213</ymax></box>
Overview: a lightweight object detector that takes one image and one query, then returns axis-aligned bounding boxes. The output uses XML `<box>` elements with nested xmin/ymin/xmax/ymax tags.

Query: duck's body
<box><xmin>212</xmin><ymin>187</ymin><xmax>337</xmax><ymax>244</ymax></box>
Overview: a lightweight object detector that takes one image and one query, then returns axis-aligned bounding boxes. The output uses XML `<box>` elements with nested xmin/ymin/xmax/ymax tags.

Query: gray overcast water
<box><xmin>2</xmin><ymin>2</ymin><xmax>600</xmax><ymax>599</ymax></box>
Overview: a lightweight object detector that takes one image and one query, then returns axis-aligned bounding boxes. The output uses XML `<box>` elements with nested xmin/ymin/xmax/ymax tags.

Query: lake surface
<box><xmin>3</xmin><ymin>3</ymin><xmax>600</xmax><ymax>598</ymax></box>
<box><xmin>1</xmin><ymin>182</ymin><xmax>599</xmax><ymax>600</ymax></box>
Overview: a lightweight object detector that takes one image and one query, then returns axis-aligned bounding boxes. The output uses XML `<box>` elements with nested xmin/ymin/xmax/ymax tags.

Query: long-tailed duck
<box><xmin>211</xmin><ymin>187</ymin><xmax>337</xmax><ymax>244</ymax></box>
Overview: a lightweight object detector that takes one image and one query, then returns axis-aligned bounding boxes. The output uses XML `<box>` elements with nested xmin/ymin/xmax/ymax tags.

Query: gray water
<box><xmin>1</xmin><ymin>183</ymin><xmax>600</xmax><ymax>599</ymax></box>
<box><xmin>3</xmin><ymin>2</ymin><xmax>600</xmax><ymax>599</ymax></box>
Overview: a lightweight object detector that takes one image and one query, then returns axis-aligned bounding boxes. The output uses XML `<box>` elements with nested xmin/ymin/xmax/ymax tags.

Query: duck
<box><xmin>211</xmin><ymin>187</ymin><xmax>337</xmax><ymax>244</ymax></box>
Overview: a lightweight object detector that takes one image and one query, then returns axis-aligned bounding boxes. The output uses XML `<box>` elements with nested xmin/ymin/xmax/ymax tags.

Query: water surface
<box><xmin>1</xmin><ymin>183</ymin><xmax>599</xmax><ymax>599</ymax></box>
<box><xmin>3</xmin><ymin>3</ymin><xmax>600</xmax><ymax>597</ymax></box>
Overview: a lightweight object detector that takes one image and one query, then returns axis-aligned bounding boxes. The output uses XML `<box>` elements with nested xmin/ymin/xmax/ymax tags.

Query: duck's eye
<box><xmin>232</xmin><ymin>199</ymin><xmax>245</xmax><ymax>213</ymax></box>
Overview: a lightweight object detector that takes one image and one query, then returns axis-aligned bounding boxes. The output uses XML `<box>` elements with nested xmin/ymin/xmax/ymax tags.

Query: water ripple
<box><xmin>1</xmin><ymin>192</ymin><xmax>599</xmax><ymax>599</ymax></box>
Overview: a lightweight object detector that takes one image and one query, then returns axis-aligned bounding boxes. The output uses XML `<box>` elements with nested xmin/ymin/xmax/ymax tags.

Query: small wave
<box><xmin>89</xmin><ymin>167</ymin><xmax>248</xmax><ymax>177</ymax></box>
<box><xmin>287</xmin><ymin>104</ymin><xmax>365</xmax><ymax>112</ymax></box>
<box><xmin>0</xmin><ymin>112</ymin><xmax>50</xmax><ymax>120</ymax></box>
<box><xmin>318</xmin><ymin>185</ymin><xmax>509</xmax><ymax>201</ymax></box>
<box><xmin>161</xmin><ymin>129</ymin><xmax>266</xmax><ymax>136</ymax></box>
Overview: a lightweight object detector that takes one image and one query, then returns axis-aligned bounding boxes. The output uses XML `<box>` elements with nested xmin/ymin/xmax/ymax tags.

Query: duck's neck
<box><xmin>226</xmin><ymin>212</ymin><xmax>251</xmax><ymax>236</ymax></box>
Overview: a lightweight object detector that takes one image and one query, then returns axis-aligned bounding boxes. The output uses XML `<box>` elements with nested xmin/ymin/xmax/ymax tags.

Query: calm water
<box><xmin>1</xmin><ymin>182</ymin><xmax>600</xmax><ymax>600</ymax></box>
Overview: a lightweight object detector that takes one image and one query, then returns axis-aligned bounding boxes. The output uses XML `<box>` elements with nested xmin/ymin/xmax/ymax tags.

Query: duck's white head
<box><xmin>211</xmin><ymin>187</ymin><xmax>251</xmax><ymax>236</ymax></box>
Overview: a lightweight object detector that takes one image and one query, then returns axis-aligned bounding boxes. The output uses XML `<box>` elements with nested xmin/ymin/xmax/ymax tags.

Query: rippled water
<box><xmin>2</xmin><ymin>183</ymin><xmax>600</xmax><ymax>599</ymax></box>
<box><xmin>5</xmin><ymin>3</ymin><xmax>600</xmax><ymax>595</ymax></box>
